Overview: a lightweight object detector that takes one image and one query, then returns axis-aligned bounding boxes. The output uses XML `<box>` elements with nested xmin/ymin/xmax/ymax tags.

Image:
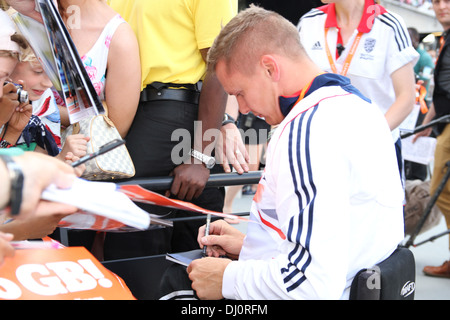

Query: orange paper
<box><xmin>0</xmin><ymin>247</ymin><xmax>135</xmax><ymax>300</ymax></box>
<box><xmin>120</xmin><ymin>184</ymin><xmax>251</xmax><ymax>222</ymax></box>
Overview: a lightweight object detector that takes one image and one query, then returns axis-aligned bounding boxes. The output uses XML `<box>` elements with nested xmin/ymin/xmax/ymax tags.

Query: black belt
<box><xmin>140</xmin><ymin>82</ymin><xmax>201</xmax><ymax>104</ymax></box>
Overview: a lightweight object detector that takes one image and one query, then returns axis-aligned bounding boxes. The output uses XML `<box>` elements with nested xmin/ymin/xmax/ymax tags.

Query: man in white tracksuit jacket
<box><xmin>186</xmin><ymin>6</ymin><xmax>405</xmax><ymax>300</ymax></box>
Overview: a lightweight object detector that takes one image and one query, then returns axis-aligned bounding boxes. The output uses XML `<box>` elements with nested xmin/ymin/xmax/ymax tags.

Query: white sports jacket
<box><xmin>222</xmin><ymin>74</ymin><xmax>405</xmax><ymax>300</ymax></box>
<box><xmin>297</xmin><ymin>2</ymin><xmax>419</xmax><ymax>142</ymax></box>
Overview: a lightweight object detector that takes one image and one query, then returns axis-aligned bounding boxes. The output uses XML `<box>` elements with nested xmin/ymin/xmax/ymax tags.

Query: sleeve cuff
<box><xmin>222</xmin><ymin>260</ymin><xmax>240</xmax><ymax>299</ymax></box>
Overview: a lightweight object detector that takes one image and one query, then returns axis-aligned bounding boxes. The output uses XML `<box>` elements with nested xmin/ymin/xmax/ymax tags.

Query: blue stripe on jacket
<box><xmin>281</xmin><ymin>105</ymin><xmax>318</xmax><ymax>292</ymax></box>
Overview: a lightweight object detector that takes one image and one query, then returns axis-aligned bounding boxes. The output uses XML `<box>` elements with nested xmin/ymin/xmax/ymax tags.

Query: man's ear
<box><xmin>260</xmin><ymin>55</ymin><xmax>280</xmax><ymax>82</ymax></box>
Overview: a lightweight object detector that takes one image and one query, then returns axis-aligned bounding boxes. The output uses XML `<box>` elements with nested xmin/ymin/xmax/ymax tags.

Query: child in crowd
<box><xmin>0</xmin><ymin>9</ymin><xmax>32</xmax><ymax>149</ymax></box>
<box><xmin>9</xmin><ymin>40</ymin><xmax>90</xmax><ymax>163</ymax></box>
<box><xmin>0</xmin><ymin>9</ymin><xmax>85</xmax><ymax>241</ymax></box>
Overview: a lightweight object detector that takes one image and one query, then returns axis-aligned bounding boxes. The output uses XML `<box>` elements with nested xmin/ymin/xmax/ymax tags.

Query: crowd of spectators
<box><xmin>397</xmin><ymin>0</ymin><xmax>434</xmax><ymax>11</ymax></box>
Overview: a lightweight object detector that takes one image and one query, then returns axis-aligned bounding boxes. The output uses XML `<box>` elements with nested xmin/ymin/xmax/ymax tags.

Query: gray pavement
<box><xmin>407</xmin><ymin>217</ymin><xmax>450</xmax><ymax>300</ymax></box>
<box><xmin>229</xmin><ymin>190</ymin><xmax>450</xmax><ymax>300</ymax></box>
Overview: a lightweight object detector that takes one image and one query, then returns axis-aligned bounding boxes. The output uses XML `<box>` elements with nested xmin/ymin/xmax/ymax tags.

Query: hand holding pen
<box><xmin>198</xmin><ymin>219</ymin><xmax>244</xmax><ymax>260</ymax></box>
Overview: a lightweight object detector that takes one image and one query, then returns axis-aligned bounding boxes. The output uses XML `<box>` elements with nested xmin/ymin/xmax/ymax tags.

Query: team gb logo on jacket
<box><xmin>364</xmin><ymin>38</ymin><xmax>376</xmax><ymax>53</ymax></box>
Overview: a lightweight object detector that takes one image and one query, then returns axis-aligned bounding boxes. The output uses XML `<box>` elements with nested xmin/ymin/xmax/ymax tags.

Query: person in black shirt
<box><xmin>413</xmin><ymin>0</ymin><xmax>450</xmax><ymax>278</ymax></box>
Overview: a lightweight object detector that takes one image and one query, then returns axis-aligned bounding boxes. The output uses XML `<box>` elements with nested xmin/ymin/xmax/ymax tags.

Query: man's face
<box><xmin>215</xmin><ymin>59</ymin><xmax>284</xmax><ymax>126</ymax></box>
<box><xmin>433</xmin><ymin>0</ymin><xmax>450</xmax><ymax>29</ymax></box>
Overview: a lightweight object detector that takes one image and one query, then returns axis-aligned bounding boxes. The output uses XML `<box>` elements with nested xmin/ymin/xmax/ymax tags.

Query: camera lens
<box><xmin>3</xmin><ymin>82</ymin><xmax>30</xmax><ymax>104</ymax></box>
<box><xmin>16</xmin><ymin>88</ymin><xmax>29</xmax><ymax>104</ymax></box>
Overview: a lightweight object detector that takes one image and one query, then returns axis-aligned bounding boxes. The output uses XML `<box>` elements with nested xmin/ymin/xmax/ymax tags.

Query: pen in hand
<box><xmin>202</xmin><ymin>213</ymin><xmax>211</xmax><ymax>257</ymax></box>
<box><xmin>71</xmin><ymin>139</ymin><xmax>125</xmax><ymax>168</ymax></box>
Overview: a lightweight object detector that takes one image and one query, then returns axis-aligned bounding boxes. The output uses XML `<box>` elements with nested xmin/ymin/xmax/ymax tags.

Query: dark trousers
<box><xmin>125</xmin><ymin>98</ymin><xmax>199</xmax><ymax>178</ymax></box>
<box><xmin>102</xmin><ymin>98</ymin><xmax>225</xmax><ymax>259</ymax></box>
<box><xmin>159</xmin><ymin>263</ymin><xmax>197</xmax><ymax>300</ymax></box>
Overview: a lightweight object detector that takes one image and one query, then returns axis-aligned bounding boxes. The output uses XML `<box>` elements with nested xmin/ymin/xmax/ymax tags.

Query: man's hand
<box><xmin>198</xmin><ymin>219</ymin><xmax>244</xmax><ymax>260</ymax></box>
<box><xmin>215</xmin><ymin>123</ymin><xmax>249</xmax><ymax>174</ymax></box>
<box><xmin>168</xmin><ymin>163</ymin><xmax>210</xmax><ymax>201</ymax></box>
<box><xmin>412</xmin><ymin>102</ymin><xmax>436</xmax><ymax>143</ymax></box>
<box><xmin>412</xmin><ymin>126</ymin><xmax>433</xmax><ymax>143</ymax></box>
<box><xmin>187</xmin><ymin>256</ymin><xmax>231</xmax><ymax>300</ymax></box>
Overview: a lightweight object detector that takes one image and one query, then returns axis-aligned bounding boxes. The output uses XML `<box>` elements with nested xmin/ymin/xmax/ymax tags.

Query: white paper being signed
<box><xmin>41</xmin><ymin>178</ymin><xmax>151</xmax><ymax>230</ymax></box>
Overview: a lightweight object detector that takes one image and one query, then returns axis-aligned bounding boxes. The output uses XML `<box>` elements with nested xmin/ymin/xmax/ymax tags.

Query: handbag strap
<box><xmin>72</xmin><ymin>122</ymin><xmax>81</xmax><ymax>134</ymax></box>
<box><xmin>102</xmin><ymin>101</ymin><xmax>109</xmax><ymax>118</ymax></box>
<box><xmin>99</xmin><ymin>101</ymin><xmax>115</xmax><ymax>127</ymax></box>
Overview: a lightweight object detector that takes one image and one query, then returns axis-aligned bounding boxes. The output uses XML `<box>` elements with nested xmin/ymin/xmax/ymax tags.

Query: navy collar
<box><xmin>278</xmin><ymin>73</ymin><xmax>354</xmax><ymax>117</ymax></box>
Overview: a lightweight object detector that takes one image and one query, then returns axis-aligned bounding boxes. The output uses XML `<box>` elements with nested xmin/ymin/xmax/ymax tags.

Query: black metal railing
<box><xmin>118</xmin><ymin>170</ymin><xmax>263</xmax><ymax>222</ymax></box>
<box><xmin>117</xmin><ymin>171</ymin><xmax>263</xmax><ymax>190</ymax></box>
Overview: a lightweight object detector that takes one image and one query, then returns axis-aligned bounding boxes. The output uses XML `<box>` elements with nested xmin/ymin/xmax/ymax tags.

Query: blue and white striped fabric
<box><xmin>222</xmin><ymin>73</ymin><xmax>405</xmax><ymax>300</ymax></box>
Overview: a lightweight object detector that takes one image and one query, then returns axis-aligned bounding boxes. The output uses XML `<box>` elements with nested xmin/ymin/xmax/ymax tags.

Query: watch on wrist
<box><xmin>0</xmin><ymin>154</ymin><xmax>23</xmax><ymax>216</ymax></box>
<box><xmin>222</xmin><ymin>113</ymin><xmax>237</xmax><ymax>126</ymax></box>
<box><xmin>189</xmin><ymin>149</ymin><xmax>216</xmax><ymax>169</ymax></box>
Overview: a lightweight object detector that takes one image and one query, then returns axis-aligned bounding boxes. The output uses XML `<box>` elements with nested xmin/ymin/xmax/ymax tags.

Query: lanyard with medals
<box><xmin>324</xmin><ymin>28</ymin><xmax>364</xmax><ymax>76</ymax></box>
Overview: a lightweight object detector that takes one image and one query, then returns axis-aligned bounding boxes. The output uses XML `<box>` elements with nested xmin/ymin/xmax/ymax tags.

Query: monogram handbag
<box><xmin>62</xmin><ymin>107</ymin><xmax>135</xmax><ymax>181</ymax></box>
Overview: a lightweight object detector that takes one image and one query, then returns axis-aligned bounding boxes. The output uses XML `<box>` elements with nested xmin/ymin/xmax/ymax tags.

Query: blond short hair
<box><xmin>207</xmin><ymin>5</ymin><xmax>304</xmax><ymax>75</ymax></box>
<box><xmin>18</xmin><ymin>38</ymin><xmax>37</xmax><ymax>63</ymax></box>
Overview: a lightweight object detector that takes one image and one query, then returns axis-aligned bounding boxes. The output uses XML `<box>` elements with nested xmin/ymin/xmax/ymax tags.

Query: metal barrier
<box><xmin>101</xmin><ymin>170</ymin><xmax>262</xmax><ymax>299</ymax></box>
<box><xmin>117</xmin><ymin>171</ymin><xmax>263</xmax><ymax>190</ymax></box>
<box><xmin>116</xmin><ymin>171</ymin><xmax>262</xmax><ymax>221</ymax></box>
<box><xmin>59</xmin><ymin>171</ymin><xmax>262</xmax><ymax>242</ymax></box>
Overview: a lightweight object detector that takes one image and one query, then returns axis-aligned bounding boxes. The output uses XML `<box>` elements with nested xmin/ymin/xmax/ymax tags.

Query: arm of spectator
<box><xmin>0</xmin><ymin>83</ymin><xmax>20</xmax><ymax>129</ymax></box>
<box><xmin>104</xmin><ymin>23</ymin><xmax>141</xmax><ymax>138</ymax></box>
<box><xmin>215</xmin><ymin>96</ymin><xmax>249</xmax><ymax>174</ymax></box>
<box><xmin>57</xmin><ymin>134</ymin><xmax>89</xmax><ymax>160</ymax></box>
<box><xmin>169</xmin><ymin>48</ymin><xmax>228</xmax><ymax>201</ymax></box>
<box><xmin>384</xmin><ymin>62</ymin><xmax>416</xmax><ymax>131</ymax></box>
<box><xmin>0</xmin><ymin>202</ymin><xmax>75</xmax><ymax>240</ymax></box>
<box><xmin>9</xmin><ymin>152</ymin><xmax>76</xmax><ymax>220</ymax></box>
<box><xmin>2</xmin><ymin>101</ymin><xmax>32</xmax><ymax>146</ymax></box>
<box><xmin>412</xmin><ymin>101</ymin><xmax>436</xmax><ymax>142</ymax></box>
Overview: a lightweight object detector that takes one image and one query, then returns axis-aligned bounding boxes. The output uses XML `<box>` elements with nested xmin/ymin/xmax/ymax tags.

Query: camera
<box><xmin>3</xmin><ymin>82</ymin><xmax>29</xmax><ymax>104</ymax></box>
